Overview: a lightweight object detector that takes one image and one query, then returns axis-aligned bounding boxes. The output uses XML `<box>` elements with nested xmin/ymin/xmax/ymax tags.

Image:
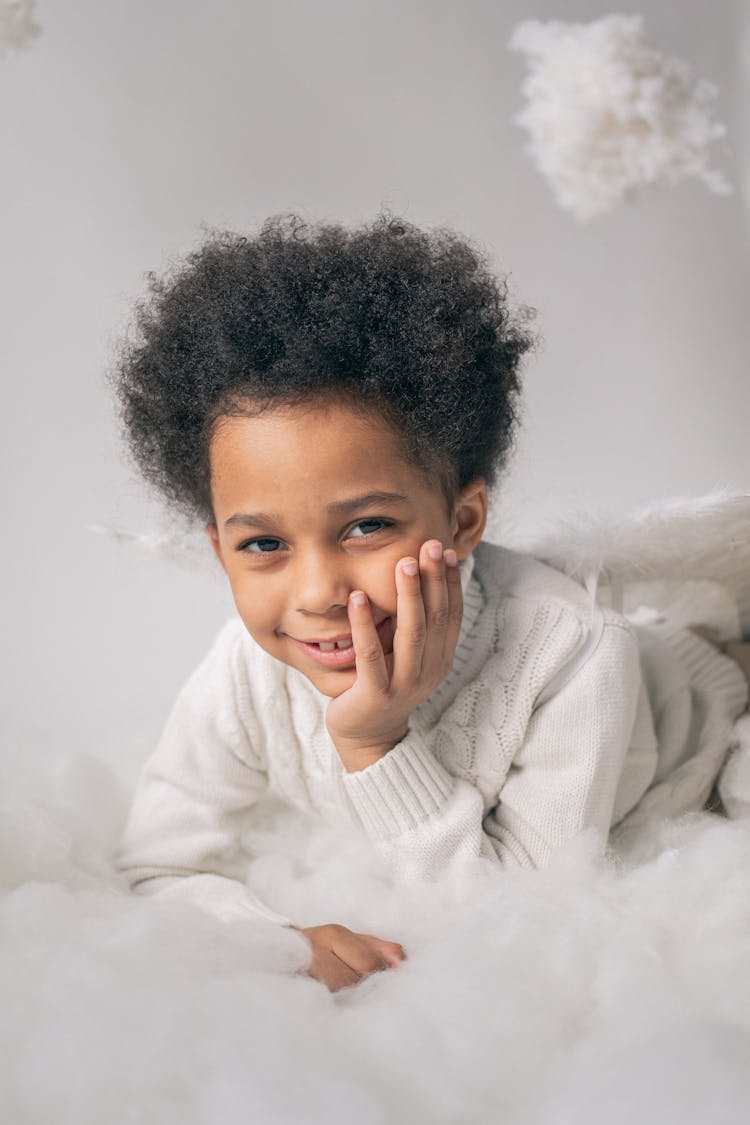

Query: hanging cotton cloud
<box><xmin>508</xmin><ymin>14</ymin><xmax>731</xmax><ymax>221</ymax></box>
<box><xmin>0</xmin><ymin>0</ymin><xmax>40</xmax><ymax>53</ymax></box>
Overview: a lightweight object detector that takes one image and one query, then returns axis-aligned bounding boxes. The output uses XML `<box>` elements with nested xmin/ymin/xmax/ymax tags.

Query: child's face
<box><xmin>206</xmin><ymin>400</ymin><xmax>486</xmax><ymax>698</ymax></box>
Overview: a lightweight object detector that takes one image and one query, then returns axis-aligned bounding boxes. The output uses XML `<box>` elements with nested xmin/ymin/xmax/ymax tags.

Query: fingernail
<box><xmin>350</xmin><ymin>591</ymin><xmax>367</xmax><ymax>606</ymax></box>
<box><xmin>401</xmin><ymin>559</ymin><xmax>418</xmax><ymax>576</ymax></box>
<box><xmin>444</xmin><ymin>549</ymin><xmax>458</xmax><ymax>567</ymax></box>
<box><xmin>427</xmin><ymin>542</ymin><xmax>443</xmax><ymax>561</ymax></box>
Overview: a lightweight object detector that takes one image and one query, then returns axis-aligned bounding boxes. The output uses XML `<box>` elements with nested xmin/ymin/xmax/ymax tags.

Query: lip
<box><xmin>287</xmin><ymin>617</ymin><xmax>393</xmax><ymax>670</ymax></box>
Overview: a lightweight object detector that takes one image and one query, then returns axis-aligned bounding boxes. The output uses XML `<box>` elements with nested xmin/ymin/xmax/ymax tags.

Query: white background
<box><xmin>1</xmin><ymin>0</ymin><xmax>748</xmax><ymax>781</ymax></box>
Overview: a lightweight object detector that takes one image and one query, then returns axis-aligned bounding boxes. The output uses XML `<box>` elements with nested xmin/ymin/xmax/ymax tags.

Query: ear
<box><xmin>205</xmin><ymin>522</ymin><xmax>227</xmax><ymax>573</ymax></box>
<box><xmin>450</xmin><ymin>478</ymin><xmax>487</xmax><ymax>559</ymax></box>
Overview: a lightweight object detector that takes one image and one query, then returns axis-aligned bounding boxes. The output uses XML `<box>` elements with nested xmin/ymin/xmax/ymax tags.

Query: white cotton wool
<box><xmin>4</xmin><ymin>733</ymin><xmax>750</xmax><ymax>1123</ymax></box>
<box><xmin>0</xmin><ymin>0</ymin><xmax>40</xmax><ymax>52</ymax></box>
<box><xmin>537</xmin><ymin>1023</ymin><xmax>750</xmax><ymax>1125</ymax></box>
<box><xmin>0</xmin><ymin>745</ymin><xmax>127</xmax><ymax>890</ymax></box>
<box><xmin>508</xmin><ymin>14</ymin><xmax>731</xmax><ymax>220</ymax></box>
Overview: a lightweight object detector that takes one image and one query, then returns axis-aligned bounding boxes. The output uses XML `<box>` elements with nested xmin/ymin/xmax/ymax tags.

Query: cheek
<box><xmin>228</xmin><ymin>572</ymin><xmax>281</xmax><ymax>635</ymax></box>
<box><xmin>361</xmin><ymin>534</ymin><xmax>440</xmax><ymax>600</ymax></box>
<box><xmin>358</xmin><ymin>554</ymin><xmax>400</xmax><ymax>611</ymax></box>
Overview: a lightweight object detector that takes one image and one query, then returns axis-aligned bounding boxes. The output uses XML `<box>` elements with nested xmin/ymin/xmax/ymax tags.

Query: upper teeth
<box><xmin>318</xmin><ymin>638</ymin><xmax>351</xmax><ymax>651</ymax></box>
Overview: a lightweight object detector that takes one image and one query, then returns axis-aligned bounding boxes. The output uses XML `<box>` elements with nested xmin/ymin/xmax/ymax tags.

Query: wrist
<box><xmin>333</xmin><ymin>730</ymin><xmax>407</xmax><ymax>773</ymax></box>
<box><xmin>340</xmin><ymin>751</ymin><xmax>389</xmax><ymax>773</ymax></box>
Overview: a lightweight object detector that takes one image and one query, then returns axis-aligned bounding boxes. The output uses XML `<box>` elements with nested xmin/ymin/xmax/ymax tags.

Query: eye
<box><xmin>346</xmin><ymin>518</ymin><xmax>394</xmax><ymax>539</ymax></box>
<box><xmin>239</xmin><ymin>536</ymin><xmax>285</xmax><ymax>554</ymax></box>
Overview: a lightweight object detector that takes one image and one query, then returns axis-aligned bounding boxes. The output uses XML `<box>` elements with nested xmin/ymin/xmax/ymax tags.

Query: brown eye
<box><xmin>346</xmin><ymin>518</ymin><xmax>393</xmax><ymax>539</ymax></box>
<box><xmin>241</xmin><ymin>537</ymin><xmax>283</xmax><ymax>553</ymax></box>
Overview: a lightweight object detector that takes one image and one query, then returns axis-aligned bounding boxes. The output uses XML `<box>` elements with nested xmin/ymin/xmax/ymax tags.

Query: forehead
<box><xmin>209</xmin><ymin>402</ymin><xmax>433</xmax><ymax>512</ymax></box>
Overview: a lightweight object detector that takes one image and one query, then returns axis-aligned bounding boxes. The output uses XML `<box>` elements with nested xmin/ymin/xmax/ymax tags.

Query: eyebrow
<box><xmin>224</xmin><ymin>491</ymin><xmax>410</xmax><ymax>531</ymax></box>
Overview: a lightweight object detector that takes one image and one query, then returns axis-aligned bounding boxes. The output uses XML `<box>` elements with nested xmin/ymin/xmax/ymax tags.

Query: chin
<box><xmin>292</xmin><ymin>661</ymin><xmax>357</xmax><ymax>697</ymax></box>
<box><xmin>311</xmin><ymin>667</ymin><xmax>357</xmax><ymax>698</ymax></box>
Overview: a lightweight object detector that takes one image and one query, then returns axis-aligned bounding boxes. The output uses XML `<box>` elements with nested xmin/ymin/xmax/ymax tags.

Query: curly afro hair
<box><xmin>112</xmin><ymin>212</ymin><xmax>535</xmax><ymax>525</ymax></box>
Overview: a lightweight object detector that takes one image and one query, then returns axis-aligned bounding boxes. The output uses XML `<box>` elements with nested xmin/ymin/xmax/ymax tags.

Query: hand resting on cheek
<box><xmin>325</xmin><ymin>539</ymin><xmax>463</xmax><ymax>772</ymax></box>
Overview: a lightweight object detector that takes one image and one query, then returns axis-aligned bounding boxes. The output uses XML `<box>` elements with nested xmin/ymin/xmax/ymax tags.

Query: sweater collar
<box><xmin>458</xmin><ymin>550</ymin><xmax>475</xmax><ymax>597</ymax></box>
<box><xmin>456</xmin><ymin>550</ymin><xmax>484</xmax><ymax>652</ymax></box>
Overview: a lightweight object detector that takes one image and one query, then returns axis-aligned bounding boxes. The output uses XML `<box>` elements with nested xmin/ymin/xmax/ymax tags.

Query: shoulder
<box><xmin>174</xmin><ymin>615</ymin><xmax>286</xmax><ymax>729</ymax></box>
<box><xmin>474</xmin><ymin>539</ymin><xmax>593</xmax><ymax>613</ymax></box>
<box><xmin>471</xmin><ymin>540</ymin><xmax>637</xmax><ymax>695</ymax></box>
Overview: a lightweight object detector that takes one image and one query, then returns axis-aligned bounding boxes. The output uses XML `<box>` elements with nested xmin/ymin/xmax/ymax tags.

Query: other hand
<box><xmin>294</xmin><ymin>923</ymin><xmax>406</xmax><ymax>992</ymax></box>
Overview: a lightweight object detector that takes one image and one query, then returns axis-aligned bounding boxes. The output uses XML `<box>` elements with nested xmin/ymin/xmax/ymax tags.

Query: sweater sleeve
<box><xmin>342</xmin><ymin>617</ymin><xmax>642</xmax><ymax>878</ymax></box>
<box><xmin>480</xmin><ymin>619</ymin><xmax>641</xmax><ymax>866</ymax></box>
<box><xmin>115</xmin><ymin>624</ymin><xmax>293</xmax><ymax>928</ymax></box>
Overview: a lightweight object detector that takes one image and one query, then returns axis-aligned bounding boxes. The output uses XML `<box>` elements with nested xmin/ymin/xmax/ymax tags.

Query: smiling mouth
<box><xmin>288</xmin><ymin>617</ymin><xmax>394</xmax><ymax>668</ymax></box>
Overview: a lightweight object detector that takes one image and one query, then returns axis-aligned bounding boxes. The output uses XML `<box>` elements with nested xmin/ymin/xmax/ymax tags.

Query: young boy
<box><xmin>113</xmin><ymin>214</ymin><xmax>750</xmax><ymax>992</ymax></box>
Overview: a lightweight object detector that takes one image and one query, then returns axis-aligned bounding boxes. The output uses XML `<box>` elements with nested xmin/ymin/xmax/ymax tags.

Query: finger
<box><xmin>418</xmin><ymin>539</ymin><xmax>450</xmax><ymax>682</ymax></box>
<box><xmin>391</xmin><ymin>556</ymin><xmax>427</xmax><ymax>692</ymax></box>
<box><xmin>348</xmin><ymin>591</ymin><xmax>389</xmax><ymax>695</ymax></box>
<box><xmin>331</xmin><ymin>930</ymin><xmax>390</xmax><ymax>977</ymax></box>
<box><xmin>443</xmin><ymin>548</ymin><xmax>464</xmax><ymax>661</ymax></box>
<box><xmin>312</xmin><ymin>949</ymin><xmax>362</xmax><ymax>992</ymax></box>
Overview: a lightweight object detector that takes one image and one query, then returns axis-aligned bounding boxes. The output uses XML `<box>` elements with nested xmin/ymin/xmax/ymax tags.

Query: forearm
<box><xmin>337</xmin><ymin>744</ymin><xmax>395</xmax><ymax>773</ymax></box>
<box><xmin>115</xmin><ymin>685</ymin><xmax>281</xmax><ymax>925</ymax></box>
<box><xmin>341</xmin><ymin>733</ymin><xmax>514</xmax><ymax>877</ymax></box>
<box><xmin>341</xmin><ymin>618</ymin><xmax>641</xmax><ymax>878</ymax></box>
<box><xmin>128</xmin><ymin>871</ymin><xmax>294</xmax><ymax>927</ymax></box>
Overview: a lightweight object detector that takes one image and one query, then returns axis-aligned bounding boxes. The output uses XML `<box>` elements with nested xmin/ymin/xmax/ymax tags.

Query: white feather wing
<box><xmin>528</xmin><ymin>490</ymin><xmax>750</xmax><ymax>636</ymax></box>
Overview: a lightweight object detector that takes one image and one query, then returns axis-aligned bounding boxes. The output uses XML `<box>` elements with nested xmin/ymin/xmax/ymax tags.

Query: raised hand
<box><xmin>325</xmin><ymin>540</ymin><xmax>463</xmax><ymax>772</ymax></box>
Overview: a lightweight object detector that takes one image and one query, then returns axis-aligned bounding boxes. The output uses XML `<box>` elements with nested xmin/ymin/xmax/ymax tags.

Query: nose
<box><xmin>293</xmin><ymin>548</ymin><xmax>352</xmax><ymax>616</ymax></box>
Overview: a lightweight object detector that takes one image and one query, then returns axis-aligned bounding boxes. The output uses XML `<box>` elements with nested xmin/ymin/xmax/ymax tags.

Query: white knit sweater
<box><xmin>115</xmin><ymin>540</ymin><xmax>748</xmax><ymax>927</ymax></box>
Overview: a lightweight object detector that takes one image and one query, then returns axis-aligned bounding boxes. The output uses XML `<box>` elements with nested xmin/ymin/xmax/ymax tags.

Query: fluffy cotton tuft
<box><xmin>87</xmin><ymin>521</ymin><xmax>219</xmax><ymax>575</ymax></box>
<box><xmin>0</xmin><ymin>0</ymin><xmax>40</xmax><ymax>53</ymax></box>
<box><xmin>508</xmin><ymin>14</ymin><xmax>730</xmax><ymax>220</ymax></box>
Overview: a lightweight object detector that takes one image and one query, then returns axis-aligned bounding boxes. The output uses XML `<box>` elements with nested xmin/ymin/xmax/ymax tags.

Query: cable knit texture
<box><xmin>115</xmin><ymin>540</ymin><xmax>748</xmax><ymax>927</ymax></box>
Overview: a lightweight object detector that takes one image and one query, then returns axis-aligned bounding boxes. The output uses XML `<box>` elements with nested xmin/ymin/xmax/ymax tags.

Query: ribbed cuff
<box><xmin>343</xmin><ymin>735</ymin><xmax>456</xmax><ymax>840</ymax></box>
